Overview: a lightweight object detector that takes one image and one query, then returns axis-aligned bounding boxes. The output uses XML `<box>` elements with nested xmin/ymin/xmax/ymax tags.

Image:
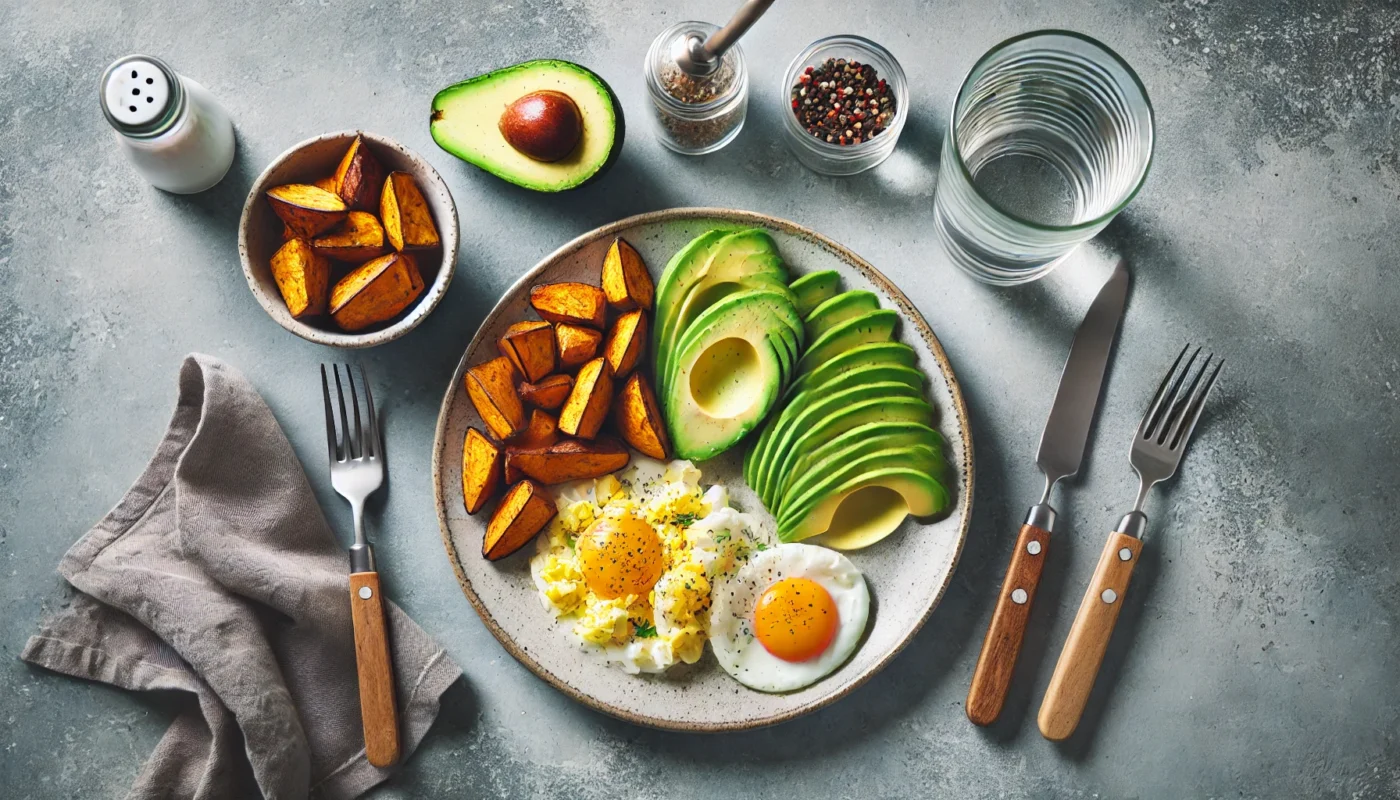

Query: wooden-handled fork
<box><xmin>1038</xmin><ymin>345</ymin><xmax>1222</xmax><ymax>740</ymax></box>
<box><xmin>322</xmin><ymin>364</ymin><xmax>399</xmax><ymax>768</ymax></box>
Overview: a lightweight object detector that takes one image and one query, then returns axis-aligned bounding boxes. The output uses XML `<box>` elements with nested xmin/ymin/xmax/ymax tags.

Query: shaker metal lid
<box><xmin>100</xmin><ymin>54</ymin><xmax>184</xmax><ymax>137</ymax></box>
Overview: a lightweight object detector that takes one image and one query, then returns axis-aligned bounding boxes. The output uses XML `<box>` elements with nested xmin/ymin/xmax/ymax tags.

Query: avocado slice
<box><xmin>654</xmin><ymin>229</ymin><xmax>787</xmax><ymax>396</ymax></box>
<box><xmin>789</xmin><ymin>270</ymin><xmax>842</xmax><ymax>316</ymax></box>
<box><xmin>776</xmin><ymin>423</ymin><xmax>947</xmax><ymax>517</ymax></box>
<box><xmin>779</xmin><ymin>468</ymin><xmax>951</xmax><ymax>546</ymax></box>
<box><xmin>665</xmin><ymin>289</ymin><xmax>794</xmax><ymax>460</ymax></box>
<box><xmin>756</xmin><ymin>377</ymin><xmax>927</xmax><ymax>509</ymax></box>
<box><xmin>743</xmin><ymin>341</ymin><xmax>919</xmax><ymax>487</ymax></box>
<box><xmin>795</xmin><ymin>309</ymin><xmax>900</xmax><ymax>376</ymax></box>
<box><xmin>759</xmin><ymin>394</ymin><xmax>936</xmax><ymax>512</ymax></box>
<box><xmin>751</xmin><ymin>366</ymin><xmax>926</xmax><ymax>507</ymax></box>
<box><xmin>778</xmin><ymin>420</ymin><xmax>952</xmax><ymax>507</ymax></box>
<box><xmin>430</xmin><ymin>60</ymin><xmax>623</xmax><ymax>192</ymax></box>
<box><xmin>778</xmin><ymin>444</ymin><xmax>944</xmax><ymax>529</ymax></box>
<box><xmin>804</xmin><ymin>290</ymin><xmax>881</xmax><ymax>343</ymax></box>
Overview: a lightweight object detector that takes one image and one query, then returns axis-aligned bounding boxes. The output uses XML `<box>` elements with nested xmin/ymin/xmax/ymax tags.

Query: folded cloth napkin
<box><xmin>21</xmin><ymin>354</ymin><xmax>461</xmax><ymax>800</ymax></box>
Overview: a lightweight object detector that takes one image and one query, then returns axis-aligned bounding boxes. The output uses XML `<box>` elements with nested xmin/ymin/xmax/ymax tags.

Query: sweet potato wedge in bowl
<box><xmin>239</xmin><ymin>130</ymin><xmax>457</xmax><ymax>347</ymax></box>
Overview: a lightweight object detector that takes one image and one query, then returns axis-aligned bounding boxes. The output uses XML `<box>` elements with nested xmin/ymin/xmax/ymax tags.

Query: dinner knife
<box><xmin>965</xmin><ymin>261</ymin><xmax>1129</xmax><ymax>726</ymax></box>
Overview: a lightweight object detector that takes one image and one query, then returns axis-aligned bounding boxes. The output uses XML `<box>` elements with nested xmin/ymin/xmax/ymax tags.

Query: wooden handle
<box><xmin>966</xmin><ymin>523</ymin><xmax>1051</xmax><ymax>725</ymax></box>
<box><xmin>1037</xmin><ymin>531</ymin><xmax>1143</xmax><ymax>740</ymax></box>
<box><xmin>349</xmin><ymin>571</ymin><xmax>400</xmax><ymax>768</ymax></box>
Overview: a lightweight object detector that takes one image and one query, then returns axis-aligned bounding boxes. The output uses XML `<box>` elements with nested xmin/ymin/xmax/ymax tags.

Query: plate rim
<box><xmin>431</xmin><ymin>207</ymin><xmax>974</xmax><ymax>732</ymax></box>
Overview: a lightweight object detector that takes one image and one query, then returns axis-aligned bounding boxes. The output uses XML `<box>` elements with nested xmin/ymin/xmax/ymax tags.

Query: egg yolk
<box><xmin>753</xmin><ymin>577</ymin><xmax>840</xmax><ymax>663</ymax></box>
<box><xmin>577</xmin><ymin>513</ymin><xmax>665</xmax><ymax>599</ymax></box>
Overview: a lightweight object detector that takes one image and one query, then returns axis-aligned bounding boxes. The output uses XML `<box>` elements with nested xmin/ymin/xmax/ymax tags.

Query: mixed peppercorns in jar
<box><xmin>790</xmin><ymin>58</ymin><xmax>897</xmax><ymax>146</ymax></box>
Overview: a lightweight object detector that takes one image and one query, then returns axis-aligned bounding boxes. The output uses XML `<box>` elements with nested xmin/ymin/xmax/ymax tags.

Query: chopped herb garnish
<box><xmin>566</xmin><ymin>535</ymin><xmax>577</xmax><ymax>549</ymax></box>
<box><xmin>754</xmin><ymin>542</ymin><xmax>769</xmax><ymax>551</ymax></box>
<box><xmin>634</xmin><ymin>621</ymin><xmax>658</xmax><ymax>638</ymax></box>
<box><xmin>714</xmin><ymin>530</ymin><xmax>731</xmax><ymax>544</ymax></box>
<box><xmin>672</xmin><ymin>513</ymin><xmax>698</xmax><ymax>527</ymax></box>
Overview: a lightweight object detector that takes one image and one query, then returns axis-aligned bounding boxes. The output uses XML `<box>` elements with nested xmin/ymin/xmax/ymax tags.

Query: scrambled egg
<box><xmin>529</xmin><ymin>457</ymin><xmax>768</xmax><ymax>674</ymax></box>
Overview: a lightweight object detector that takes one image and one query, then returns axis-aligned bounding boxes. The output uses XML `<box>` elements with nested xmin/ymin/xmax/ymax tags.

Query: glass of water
<box><xmin>934</xmin><ymin>31</ymin><xmax>1154</xmax><ymax>285</ymax></box>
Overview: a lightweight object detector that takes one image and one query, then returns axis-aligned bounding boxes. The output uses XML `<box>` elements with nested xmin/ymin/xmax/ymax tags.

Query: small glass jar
<box><xmin>645</xmin><ymin>21</ymin><xmax>749</xmax><ymax>155</ymax></box>
<box><xmin>780</xmin><ymin>36</ymin><xmax>908</xmax><ymax>176</ymax></box>
<box><xmin>100</xmin><ymin>55</ymin><xmax>236</xmax><ymax>194</ymax></box>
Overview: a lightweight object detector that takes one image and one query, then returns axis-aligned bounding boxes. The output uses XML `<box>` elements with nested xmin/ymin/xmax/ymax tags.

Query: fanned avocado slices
<box><xmin>741</xmin><ymin>271</ymin><xmax>952</xmax><ymax>550</ymax></box>
<box><xmin>430</xmin><ymin>60</ymin><xmax>623</xmax><ymax>192</ymax></box>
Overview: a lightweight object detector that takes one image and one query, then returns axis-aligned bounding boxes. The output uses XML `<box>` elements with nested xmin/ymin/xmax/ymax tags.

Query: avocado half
<box><xmin>430</xmin><ymin>60</ymin><xmax>624</xmax><ymax>192</ymax></box>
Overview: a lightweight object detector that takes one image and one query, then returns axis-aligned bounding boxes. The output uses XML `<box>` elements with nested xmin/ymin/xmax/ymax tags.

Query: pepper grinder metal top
<box><xmin>670</xmin><ymin>0</ymin><xmax>777</xmax><ymax>77</ymax></box>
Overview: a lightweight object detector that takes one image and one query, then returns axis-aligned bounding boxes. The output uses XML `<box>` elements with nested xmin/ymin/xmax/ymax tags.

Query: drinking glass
<box><xmin>933</xmin><ymin>31</ymin><xmax>1154</xmax><ymax>285</ymax></box>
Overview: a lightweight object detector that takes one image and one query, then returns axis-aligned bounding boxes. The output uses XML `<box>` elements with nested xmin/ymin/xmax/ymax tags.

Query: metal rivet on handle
<box><xmin>1011</xmin><ymin>588</ymin><xmax>1028</xmax><ymax>604</ymax></box>
<box><xmin>358</xmin><ymin>586</ymin><xmax>373</xmax><ymax>600</ymax></box>
<box><xmin>1027</xmin><ymin>540</ymin><xmax>1042</xmax><ymax>556</ymax></box>
<box><xmin>1101</xmin><ymin>588</ymin><xmax>1117</xmax><ymax>604</ymax></box>
<box><xmin>1119</xmin><ymin>547</ymin><xmax>1133</xmax><ymax>561</ymax></box>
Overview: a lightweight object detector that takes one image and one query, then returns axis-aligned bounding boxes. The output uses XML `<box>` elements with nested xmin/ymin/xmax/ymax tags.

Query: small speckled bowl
<box><xmin>238</xmin><ymin>131</ymin><xmax>459</xmax><ymax>348</ymax></box>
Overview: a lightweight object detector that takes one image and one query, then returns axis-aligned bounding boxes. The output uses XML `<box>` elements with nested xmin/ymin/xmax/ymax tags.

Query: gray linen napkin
<box><xmin>21</xmin><ymin>354</ymin><xmax>461</xmax><ymax>800</ymax></box>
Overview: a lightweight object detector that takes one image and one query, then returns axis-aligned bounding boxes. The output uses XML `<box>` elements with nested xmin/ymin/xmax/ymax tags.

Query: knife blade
<box><xmin>966</xmin><ymin>261</ymin><xmax>1129</xmax><ymax>727</ymax></box>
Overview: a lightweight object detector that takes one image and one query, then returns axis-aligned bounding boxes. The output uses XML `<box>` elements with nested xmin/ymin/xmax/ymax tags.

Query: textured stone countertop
<box><xmin>2</xmin><ymin>0</ymin><xmax>1396</xmax><ymax>797</ymax></box>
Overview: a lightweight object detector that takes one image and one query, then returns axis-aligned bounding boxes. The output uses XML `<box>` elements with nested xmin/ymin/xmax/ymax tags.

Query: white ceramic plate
<box><xmin>432</xmin><ymin>208</ymin><xmax>972</xmax><ymax>731</ymax></box>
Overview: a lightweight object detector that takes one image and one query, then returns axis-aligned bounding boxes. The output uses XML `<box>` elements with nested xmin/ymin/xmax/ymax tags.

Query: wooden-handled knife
<box><xmin>966</xmin><ymin>262</ymin><xmax>1129</xmax><ymax>726</ymax></box>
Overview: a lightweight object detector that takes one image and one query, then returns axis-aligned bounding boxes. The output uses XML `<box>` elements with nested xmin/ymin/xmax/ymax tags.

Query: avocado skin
<box><xmin>429</xmin><ymin>59</ymin><xmax>624</xmax><ymax>193</ymax></box>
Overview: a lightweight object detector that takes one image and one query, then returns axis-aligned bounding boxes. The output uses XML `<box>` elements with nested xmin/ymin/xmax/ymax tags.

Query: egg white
<box><xmin>708</xmin><ymin>543</ymin><xmax>870</xmax><ymax>693</ymax></box>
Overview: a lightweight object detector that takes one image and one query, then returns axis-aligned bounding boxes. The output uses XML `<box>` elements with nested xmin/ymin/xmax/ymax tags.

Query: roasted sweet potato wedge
<box><xmin>514</xmin><ymin>409</ymin><xmax>559</xmax><ymax>449</ymax></box>
<box><xmin>332</xmin><ymin>135</ymin><xmax>386</xmax><ymax>211</ymax></box>
<box><xmin>614</xmin><ymin>373</ymin><xmax>670</xmax><ymax>459</ymax></box>
<box><xmin>462</xmin><ymin>427</ymin><xmax>503</xmax><ymax>514</ymax></box>
<box><xmin>380</xmin><ymin>172</ymin><xmax>440</xmax><ymax>251</ymax></box>
<box><xmin>529</xmin><ymin>283</ymin><xmax>607</xmax><ymax>329</ymax></box>
<box><xmin>269</xmin><ymin>237</ymin><xmax>331</xmax><ymax>318</ymax></box>
<box><xmin>603</xmin><ymin>309</ymin><xmax>647</xmax><ymax>378</ymax></box>
<box><xmin>266</xmin><ymin>183</ymin><xmax>348</xmax><ymax>238</ymax></box>
<box><xmin>601</xmin><ymin>237</ymin><xmax>653</xmax><ymax>311</ymax></box>
<box><xmin>329</xmin><ymin>251</ymin><xmax>424</xmax><ymax>331</ymax></box>
<box><xmin>465</xmin><ymin>356</ymin><xmax>527</xmax><ymax>440</ymax></box>
<box><xmin>555</xmin><ymin>323</ymin><xmax>602</xmax><ymax>368</ymax></box>
<box><xmin>312</xmin><ymin>176</ymin><xmax>339</xmax><ymax>194</ymax></box>
<box><xmin>312</xmin><ymin>211</ymin><xmax>388</xmax><ymax>262</ymax></box>
<box><xmin>504</xmin><ymin>438</ymin><xmax>630</xmax><ymax>485</ymax></box>
<box><xmin>558</xmin><ymin>357</ymin><xmax>614</xmax><ymax>440</ymax></box>
<box><xmin>519</xmin><ymin>374</ymin><xmax>573</xmax><ymax>410</ymax></box>
<box><xmin>483</xmin><ymin>480</ymin><xmax>556</xmax><ymax>560</ymax></box>
<box><xmin>497</xmin><ymin>320</ymin><xmax>556</xmax><ymax>383</ymax></box>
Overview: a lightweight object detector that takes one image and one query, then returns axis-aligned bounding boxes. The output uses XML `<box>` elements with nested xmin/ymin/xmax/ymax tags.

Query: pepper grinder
<box><xmin>671</xmin><ymin>0</ymin><xmax>777</xmax><ymax>77</ymax></box>
<box><xmin>644</xmin><ymin>0</ymin><xmax>777</xmax><ymax>155</ymax></box>
<box><xmin>100</xmin><ymin>55</ymin><xmax>236</xmax><ymax>194</ymax></box>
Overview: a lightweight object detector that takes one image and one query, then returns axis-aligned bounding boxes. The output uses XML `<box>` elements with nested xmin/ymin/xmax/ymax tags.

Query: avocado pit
<box><xmin>499</xmin><ymin>90</ymin><xmax>583</xmax><ymax>162</ymax></box>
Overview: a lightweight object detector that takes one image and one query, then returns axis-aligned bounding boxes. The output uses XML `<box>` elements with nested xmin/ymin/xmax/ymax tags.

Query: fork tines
<box><xmin>1139</xmin><ymin>344</ymin><xmax>1224</xmax><ymax>451</ymax></box>
<box><xmin>321</xmin><ymin>364</ymin><xmax>381</xmax><ymax>462</ymax></box>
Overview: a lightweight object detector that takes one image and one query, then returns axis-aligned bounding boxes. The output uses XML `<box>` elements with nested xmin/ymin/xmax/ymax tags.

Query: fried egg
<box><xmin>708</xmin><ymin>543</ymin><xmax>870</xmax><ymax>692</ymax></box>
<box><xmin>530</xmin><ymin>456</ymin><xmax>771</xmax><ymax>674</ymax></box>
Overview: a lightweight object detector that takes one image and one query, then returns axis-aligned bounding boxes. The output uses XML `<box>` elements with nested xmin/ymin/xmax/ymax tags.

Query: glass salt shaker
<box><xmin>644</xmin><ymin>21</ymin><xmax>749</xmax><ymax>155</ymax></box>
<box><xmin>100</xmin><ymin>55</ymin><xmax>236</xmax><ymax>194</ymax></box>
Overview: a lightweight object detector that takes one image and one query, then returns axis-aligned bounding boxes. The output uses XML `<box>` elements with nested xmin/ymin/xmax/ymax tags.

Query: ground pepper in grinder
<box><xmin>790</xmin><ymin>58</ymin><xmax>896</xmax><ymax>145</ymax></box>
<box><xmin>645</xmin><ymin>21</ymin><xmax>750</xmax><ymax>155</ymax></box>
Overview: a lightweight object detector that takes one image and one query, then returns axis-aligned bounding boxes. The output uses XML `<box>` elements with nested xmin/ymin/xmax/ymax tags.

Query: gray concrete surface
<box><xmin>2</xmin><ymin>0</ymin><xmax>1397</xmax><ymax>797</ymax></box>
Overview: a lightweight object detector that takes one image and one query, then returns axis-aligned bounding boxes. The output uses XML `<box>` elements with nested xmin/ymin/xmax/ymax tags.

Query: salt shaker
<box><xmin>100</xmin><ymin>55</ymin><xmax>236</xmax><ymax>194</ymax></box>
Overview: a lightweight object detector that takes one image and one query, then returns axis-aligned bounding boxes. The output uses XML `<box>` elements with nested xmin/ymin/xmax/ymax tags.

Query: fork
<box><xmin>321</xmin><ymin>364</ymin><xmax>399</xmax><ymax>768</ymax></box>
<box><xmin>1038</xmin><ymin>345</ymin><xmax>1223</xmax><ymax>741</ymax></box>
